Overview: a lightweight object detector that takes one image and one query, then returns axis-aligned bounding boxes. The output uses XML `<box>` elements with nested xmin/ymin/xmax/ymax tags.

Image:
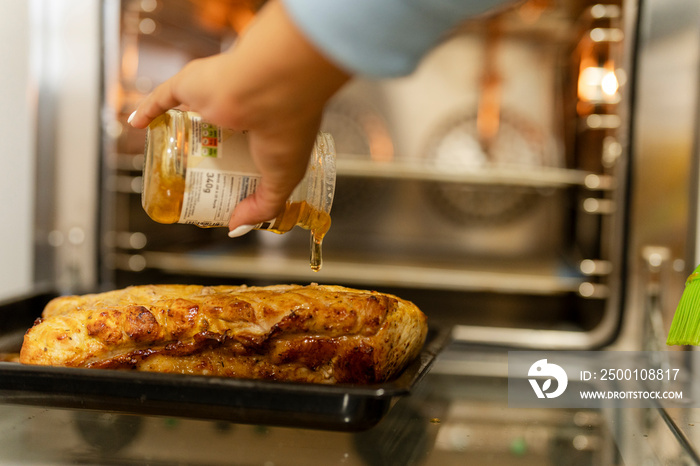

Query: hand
<box><xmin>129</xmin><ymin>0</ymin><xmax>350</xmax><ymax>233</ymax></box>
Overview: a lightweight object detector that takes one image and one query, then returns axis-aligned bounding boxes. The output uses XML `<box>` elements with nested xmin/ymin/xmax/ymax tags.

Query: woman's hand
<box><xmin>129</xmin><ymin>0</ymin><xmax>350</xmax><ymax>234</ymax></box>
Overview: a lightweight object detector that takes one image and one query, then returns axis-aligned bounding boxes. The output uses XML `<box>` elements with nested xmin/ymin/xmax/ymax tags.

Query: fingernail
<box><xmin>127</xmin><ymin>110</ymin><xmax>137</xmax><ymax>124</ymax></box>
<box><xmin>228</xmin><ymin>224</ymin><xmax>255</xmax><ymax>238</ymax></box>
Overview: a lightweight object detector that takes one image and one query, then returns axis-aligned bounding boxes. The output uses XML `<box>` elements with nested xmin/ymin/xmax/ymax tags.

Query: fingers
<box><xmin>128</xmin><ymin>79</ymin><xmax>182</xmax><ymax>129</ymax></box>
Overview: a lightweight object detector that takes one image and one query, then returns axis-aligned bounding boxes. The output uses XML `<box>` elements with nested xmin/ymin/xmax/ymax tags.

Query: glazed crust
<box><xmin>19</xmin><ymin>284</ymin><xmax>428</xmax><ymax>384</ymax></box>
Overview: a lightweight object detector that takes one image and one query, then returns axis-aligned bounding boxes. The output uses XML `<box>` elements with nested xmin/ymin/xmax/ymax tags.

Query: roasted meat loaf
<box><xmin>19</xmin><ymin>284</ymin><xmax>428</xmax><ymax>384</ymax></box>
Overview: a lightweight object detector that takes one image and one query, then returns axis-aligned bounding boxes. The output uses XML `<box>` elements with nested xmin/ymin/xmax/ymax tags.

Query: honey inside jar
<box><xmin>141</xmin><ymin>111</ymin><xmax>188</xmax><ymax>224</ymax></box>
<box><xmin>142</xmin><ymin>166</ymin><xmax>186</xmax><ymax>224</ymax></box>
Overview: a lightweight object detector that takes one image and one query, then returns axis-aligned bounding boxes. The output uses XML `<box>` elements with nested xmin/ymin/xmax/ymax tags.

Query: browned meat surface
<box><xmin>20</xmin><ymin>284</ymin><xmax>428</xmax><ymax>384</ymax></box>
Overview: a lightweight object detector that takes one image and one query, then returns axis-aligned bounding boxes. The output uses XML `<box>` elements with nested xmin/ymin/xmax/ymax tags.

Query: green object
<box><xmin>510</xmin><ymin>437</ymin><xmax>527</xmax><ymax>456</ymax></box>
<box><xmin>164</xmin><ymin>418</ymin><xmax>179</xmax><ymax>429</ymax></box>
<box><xmin>667</xmin><ymin>264</ymin><xmax>700</xmax><ymax>345</ymax></box>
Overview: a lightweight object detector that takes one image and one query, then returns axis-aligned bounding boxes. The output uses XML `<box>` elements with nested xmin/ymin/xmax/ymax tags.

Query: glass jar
<box><xmin>141</xmin><ymin>109</ymin><xmax>336</xmax><ymax>271</ymax></box>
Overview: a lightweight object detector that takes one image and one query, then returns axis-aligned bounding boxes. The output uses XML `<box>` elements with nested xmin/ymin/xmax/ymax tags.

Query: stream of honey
<box><xmin>266</xmin><ymin>200</ymin><xmax>332</xmax><ymax>272</ymax></box>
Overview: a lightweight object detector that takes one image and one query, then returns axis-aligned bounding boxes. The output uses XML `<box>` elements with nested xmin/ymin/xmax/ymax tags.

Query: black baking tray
<box><xmin>0</xmin><ymin>290</ymin><xmax>450</xmax><ymax>432</ymax></box>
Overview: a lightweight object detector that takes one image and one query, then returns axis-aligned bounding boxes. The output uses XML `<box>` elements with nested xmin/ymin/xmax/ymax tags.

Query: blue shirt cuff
<box><xmin>282</xmin><ymin>0</ymin><xmax>511</xmax><ymax>77</ymax></box>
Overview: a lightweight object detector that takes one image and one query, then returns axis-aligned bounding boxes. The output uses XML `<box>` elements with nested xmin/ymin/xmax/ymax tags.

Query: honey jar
<box><xmin>141</xmin><ymin>109</ymin><xmax>336</xmax><ymax>270</ymax></box>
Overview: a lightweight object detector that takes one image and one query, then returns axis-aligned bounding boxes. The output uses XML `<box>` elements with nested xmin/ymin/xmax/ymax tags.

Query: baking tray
<box><xmin>0</xmin><ymin>290</ymin><xmax>450</xmax><ymax>432</ymax></box>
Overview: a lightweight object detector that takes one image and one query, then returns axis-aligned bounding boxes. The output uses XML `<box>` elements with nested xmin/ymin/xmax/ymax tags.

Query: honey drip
<box><xmin>267</xmin><ymin>200</ymin><xmax>332</xmax><ymax>272</ymax></box>
<box><xmin>310</xmin><ymin>236</ymin><xmax>323</xmax><ymax>272</ymax></box>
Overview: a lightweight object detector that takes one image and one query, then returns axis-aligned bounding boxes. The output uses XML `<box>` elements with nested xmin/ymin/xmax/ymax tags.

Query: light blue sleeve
<box><xmin>282</xmin><ymin>0</ymin><xmax>513</xmax><ymax>77</ymax></box>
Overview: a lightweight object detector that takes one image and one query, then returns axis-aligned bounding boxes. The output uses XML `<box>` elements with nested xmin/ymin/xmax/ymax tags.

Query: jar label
<box><xmin>179</xmin><ymin>114</ymin><xmax>261</xmax><ymax>226</ymax></box>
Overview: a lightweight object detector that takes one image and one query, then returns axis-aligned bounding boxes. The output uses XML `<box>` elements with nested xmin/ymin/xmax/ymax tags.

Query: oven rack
<box><xmin>110</xmin><ymin>152</ymin><xmax>614</xmax><ymax>192</ymax></box>
<box><xmin>108</xmin><ymin>247</ymin><xmax>607</xmax><ymax>299</ymax></box>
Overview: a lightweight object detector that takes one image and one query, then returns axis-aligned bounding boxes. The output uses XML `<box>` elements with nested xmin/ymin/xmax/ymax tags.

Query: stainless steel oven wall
<box><xmin>28</xmin><ymin>0</ymin><xmax>103</xmax><ymax>296</ymax></box>
<box><xmin>614</xmin><ymin>0</ymin><xmax>700</xmax><ymax>350</ymax></box>
<box><xmin>0</xmin><ymin>2</ymin><xmax>36</xmax><ymax>301</ymax></box>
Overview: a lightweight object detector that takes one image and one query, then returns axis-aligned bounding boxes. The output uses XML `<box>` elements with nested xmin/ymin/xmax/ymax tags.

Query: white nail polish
<box><xmin>228</xmin><ymin>224</ymin><xmax>255</xmax><ymax>238</ymax></box>
<box><xmin>127</xmin><ymin>111</ymin><xmax>137</xmax><ymax>124</ymax></box>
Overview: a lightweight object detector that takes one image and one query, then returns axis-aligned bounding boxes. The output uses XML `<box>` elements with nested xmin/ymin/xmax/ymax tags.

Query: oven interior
<box><xmin>101</xmin><ymin>0</ymin><xmax>629</xmax><ymax>349</ymax></box>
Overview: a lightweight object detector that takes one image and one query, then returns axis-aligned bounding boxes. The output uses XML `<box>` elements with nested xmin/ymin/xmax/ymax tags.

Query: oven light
<box><xmin>138</xmin><ymin>17</ymin><xmax>157</xmax><ymax>35</ymax></box>
<box><xmin>601</xmin><ymin>70</ymin><xmax>619</xmax><ymax>97</ymax></box>
<box><xmin>578</xmin><ymin>66</ymin><xmax>620</xmax><ymax>104</ymax></box>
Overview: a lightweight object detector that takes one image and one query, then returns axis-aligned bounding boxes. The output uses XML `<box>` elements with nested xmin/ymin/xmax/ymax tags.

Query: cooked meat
<box><xmin>20</xmin><ymin>284</ymin><xmax>428</xmax><ymax>384</ymax></box>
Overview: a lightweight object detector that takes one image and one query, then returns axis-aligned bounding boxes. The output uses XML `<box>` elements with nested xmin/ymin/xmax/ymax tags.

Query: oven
<box><xmin>38</xmin><ymin>0</ymin><xmax>681</xmax><ymax>354</ymax></box>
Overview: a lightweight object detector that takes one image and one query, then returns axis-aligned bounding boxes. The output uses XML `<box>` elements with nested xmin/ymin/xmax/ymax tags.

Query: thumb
<box><xmin>227</xmin><ymin>179</ymin><xmax>296</xmax><ymax>236</ymax></box>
